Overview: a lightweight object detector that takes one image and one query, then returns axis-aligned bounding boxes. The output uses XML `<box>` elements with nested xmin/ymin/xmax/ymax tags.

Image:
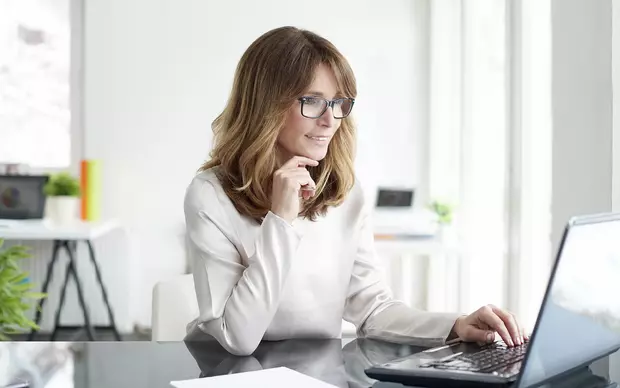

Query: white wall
<box><xmin>551</xmin><ymin>0</ymin><xmax>613</xmax><ymax>251</ymax></box>
<box><xmin>83</xmin><ymin>0</ymin><xmax>430</xmax><ymax>327</ymax></box>
<box><xmin>553</xmin><ymin>0</ymin><xmax>616</xmax><ymax>379</ymax></box>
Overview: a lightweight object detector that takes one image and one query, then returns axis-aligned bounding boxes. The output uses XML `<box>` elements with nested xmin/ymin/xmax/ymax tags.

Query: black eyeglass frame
<box><xmin>297</xmin><ymin>96</ymin><xmax>356</xmax><ymax>119</ymax></box>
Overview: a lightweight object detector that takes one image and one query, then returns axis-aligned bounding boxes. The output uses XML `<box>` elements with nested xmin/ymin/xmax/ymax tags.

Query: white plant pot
<box><xmin>46</xmin><ymin>196</ymin><xmax>79</xmax><ymax>225</ymax></box>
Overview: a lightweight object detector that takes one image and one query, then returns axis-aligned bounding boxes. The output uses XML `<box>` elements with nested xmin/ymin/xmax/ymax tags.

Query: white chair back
<box><xmin>151</xmin><ymin>274</ymin><xmax>199</xmax><ymax>342</ymax></box>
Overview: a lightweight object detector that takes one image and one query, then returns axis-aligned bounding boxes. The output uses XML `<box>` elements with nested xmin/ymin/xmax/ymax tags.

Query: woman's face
<box><xmin>277</xmin><ymin>64</ymin><xmax>342</xmax><ymax>163</ymax></box>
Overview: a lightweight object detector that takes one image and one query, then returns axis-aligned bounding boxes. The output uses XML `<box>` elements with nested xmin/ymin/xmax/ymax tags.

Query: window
<box><xmin>0</xmin><ymin>0</ymin><xmax>72</xmax><ymax>169</ymax></box>
<box><xmin>428</xmin><ymin>0</ymin><xmax>509</xmax><ymax>312</ymax></box>
<box><xmin>507</xmin><ymin>0</ymin><xmax>553</xmax><ymax>330</ymax></box>
<box><xmin>428</xmin><ymin>0</ymin><xmax>552</xmax><ymax>329</ymax></box>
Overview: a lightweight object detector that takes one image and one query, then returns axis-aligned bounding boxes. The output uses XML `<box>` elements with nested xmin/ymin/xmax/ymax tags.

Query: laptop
<box><xmin>366</xmin><ymin>212</ymin><xmax>620</xmax><ymax>387</ymax></box>
<box><xmin>0</xmin><ymin>174</ymin><xmax>48</xmax><ymax>220</ymax></box>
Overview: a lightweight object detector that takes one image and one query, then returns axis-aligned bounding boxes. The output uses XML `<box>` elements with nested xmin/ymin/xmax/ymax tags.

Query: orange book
<box><xmin>80</xmin><ymin>159</ymin><xmax>102</xmax><ymax>221</ymax></box>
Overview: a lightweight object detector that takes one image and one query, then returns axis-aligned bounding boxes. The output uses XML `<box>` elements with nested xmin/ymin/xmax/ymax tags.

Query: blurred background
<box><xmin>0</xmin><ymin>0</ymin><xmax>618</xmax><ymax>358</ymax></box>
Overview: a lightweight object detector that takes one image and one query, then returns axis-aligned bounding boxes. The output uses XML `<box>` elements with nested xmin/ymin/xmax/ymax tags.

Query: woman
<box><xmin>184</xmin><ymin>26</ymin><xmax>526</xmax><ymax>356</ymax></box>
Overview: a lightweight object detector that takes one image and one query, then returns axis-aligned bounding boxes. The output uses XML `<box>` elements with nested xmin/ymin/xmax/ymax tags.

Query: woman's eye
<box><xmin>305</xmin><ymin>98</ymin><xmax>321</xmax><ymax>105</ymax></box>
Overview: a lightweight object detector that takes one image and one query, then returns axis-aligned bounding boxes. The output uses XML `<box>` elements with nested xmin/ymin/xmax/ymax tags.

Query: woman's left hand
<box><xmin>451</xmin><ymin>305</ymin><xmax>529</xmax><ymax>347</ymax></box>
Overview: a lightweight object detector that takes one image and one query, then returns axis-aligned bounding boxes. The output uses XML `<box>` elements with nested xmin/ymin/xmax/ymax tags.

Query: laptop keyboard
<box><xmin>420</xmin><ymin>342</ymin><xmax>529</xmax><ymax>374</ymax></box>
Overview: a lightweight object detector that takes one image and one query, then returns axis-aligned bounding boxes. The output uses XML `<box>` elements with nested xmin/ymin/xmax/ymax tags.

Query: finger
<box><xmin>299</xmin><ymin>181</ymin><xmax>317</xmax><ymax>199</ymax></box>
<box><xmin>491</xmin><ymin>306</ymin><xmax>522</xmax><ymax>345</ymax></box>
<box><xmin>279</xmin><ymin>171</ymin><xmax>316</xmax><ymax>189</ymax></box>
<box><xmin>297</xmin><ymin>173</ymin><xmax>317</xmax><ymax>189</ymax></box>
<box><xmin>473</xmin><ymin>322</ymin><xmax>493</xmax><ymax>346</ymax></box>
<box><xmin>462</xmin><ymin>325</ymin><xmax>496</xmax><ymax>345</ymax></box>
<box><xmin>513</xmin><ymin>315</ymin><xmax>524</xmax><ymax>345</ymax></box>
<box><xmin>299</xmin><ymin>186</ymin><xmax>316</xmax><ymax>199</ymax></box>
<box><xmin>279</xmin><ymin>168</ymin><xmax>315</xmax><ymax>180</ymax></box>
<box><xmin>479</xmin><ymin>306</ymin><xmax>514</xmax><ymax>347</ymax></box>
<box><xmin>281</xmin><ymin>156</ymin><xmax>319</xmax><ymax>169</ymax></box>
<box><xmin>465</xmin><ymin>320</ymin><xmax>495</xmax><ymax>345</ymax></box>
<box><xmin>297</xmin><ymin>178</ymin><xmax>316</xmax><ymax>192</ymax></box>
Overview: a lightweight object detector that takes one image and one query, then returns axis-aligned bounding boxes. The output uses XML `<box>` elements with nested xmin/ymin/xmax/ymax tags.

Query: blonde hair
<box><xmin>200</xmin><ymin>26</ymin><xmax>357</xmax><ymax>223</ymax></box>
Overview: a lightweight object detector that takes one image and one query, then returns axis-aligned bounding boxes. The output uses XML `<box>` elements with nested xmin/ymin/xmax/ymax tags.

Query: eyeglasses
<box><xmin>297</xmin><ymin>96</ymin><xmax>355</xmax><ymax>119</ymax></box>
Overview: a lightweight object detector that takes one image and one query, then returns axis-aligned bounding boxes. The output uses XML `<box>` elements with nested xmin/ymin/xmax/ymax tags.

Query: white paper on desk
<box><xmin>170</xmin><ymin>367</ymin><xmax>337</xmax><ymax>388</ymax></box>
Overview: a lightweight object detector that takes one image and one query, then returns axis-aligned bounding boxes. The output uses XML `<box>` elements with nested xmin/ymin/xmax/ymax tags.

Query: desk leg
<box><xmin>28</xmin><ymin>240</ymin><xmax>62</xmax><ymax>341</ymax></box>
<box><xmin>62</xmin><ymin>241</ymin><xmax>96</xmax><ymax>341</ymax></box>
<box><xmin>50</xmin><ymin>259</ymin><xmax>72</xmax><ymax>341</ymax></box>
<box><xmin>86</xmin><ymin>240</ymin><xmax>122</xmax><ymax>341</ymax></box>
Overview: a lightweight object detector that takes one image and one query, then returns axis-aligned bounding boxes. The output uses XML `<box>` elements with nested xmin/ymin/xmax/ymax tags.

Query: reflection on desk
<box><xmin>3</xmin><ymin>335</ymin><xmax>618</xmax><ymax>388</ymax></box>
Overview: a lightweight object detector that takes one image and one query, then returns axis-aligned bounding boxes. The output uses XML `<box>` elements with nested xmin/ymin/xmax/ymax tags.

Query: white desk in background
<box><xmin>341</xmin><ymin>235</ymin><xmax>451</xmax><ymax>337</ymax></box>
<box><xmin>373</xmin><ymin>232</ymin><xmax>460</xmax><ymax>311</ymax></box>
<box><xmin>373</xmin><ymin>235</ymin><xmax>445</xmax><ymax>256</ymax></box>
<box><xmin>0</xmin><ymin>219</ymin><xmax>122</xmax><ymax>341</ymax></box>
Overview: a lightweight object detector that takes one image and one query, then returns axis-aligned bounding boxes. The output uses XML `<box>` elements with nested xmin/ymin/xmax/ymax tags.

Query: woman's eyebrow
<box><xmin>305</xmin><ymin>90</ymin><xmax>343</xmax><ymax>99</ymax></box>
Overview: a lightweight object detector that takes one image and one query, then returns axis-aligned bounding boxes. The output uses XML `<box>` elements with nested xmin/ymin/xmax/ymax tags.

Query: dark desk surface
<box><xmin>5</xmin><ymin>336</ymin><xmax>619</xmax><ymax>388</ymax></box>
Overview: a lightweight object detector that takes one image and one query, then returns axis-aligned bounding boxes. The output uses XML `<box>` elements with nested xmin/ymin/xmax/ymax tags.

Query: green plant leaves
<box><xmin>43</xmin><ymin>172</ymin><xmax>81</xmax><ymax>197</ymax></box>
<box><xmin>429</xmin><ymin>200</ymin><xmax>454</xmax><ymax>225</ymax></box>
<box><xmin>0</xmin><ymin>238</ymin><xmax>47</xmax><ymax>340</ymax></box>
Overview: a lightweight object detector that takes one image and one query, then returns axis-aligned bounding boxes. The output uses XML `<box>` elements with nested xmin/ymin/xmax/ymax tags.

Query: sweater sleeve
<box><xmin>184</xmin><ymin>178</ymin><xmax>302</xmax><ymax>356</ymax></box>
<box><xmin>342</xmin><ymin>187</ymin><xmax>463</xmax><ymax>348</ymax></box>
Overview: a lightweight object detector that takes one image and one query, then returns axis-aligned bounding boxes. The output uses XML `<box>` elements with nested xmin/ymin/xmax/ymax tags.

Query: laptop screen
<box><xmin>0</xmin><ymin>175</ymin><xmax>48</xmax><ymax>220</ymax></box>
<box><xmin>518</xmin><ymin>215</ymin><xmax>620</xmax><ymax>387</ymax></box>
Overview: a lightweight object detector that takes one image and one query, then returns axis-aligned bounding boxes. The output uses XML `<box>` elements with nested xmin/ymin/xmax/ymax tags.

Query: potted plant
<box><xmin>429</xmin><ymin>200</ymin><xmax>454</xmax><ymax>226</ymax></box>
<box><xmin>43</xmin><ymin>172</ymin><xmax>81</xmax><ymax>225</ymax></box>
<box><xmin>428</xmin><ymin>200</ymin><xmax>457</xmax><ymax>246</ymax></box>
<box><xmin>0</xmin><ymin>239</ymin><xmax>46</xmax><ymax>340</ymax></box>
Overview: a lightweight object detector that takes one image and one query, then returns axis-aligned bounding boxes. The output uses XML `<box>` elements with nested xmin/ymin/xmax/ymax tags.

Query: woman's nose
<box><xmin>317</xmin><ymin>105</ymin><xmax>336</xmax><ymax>126</ymax></box>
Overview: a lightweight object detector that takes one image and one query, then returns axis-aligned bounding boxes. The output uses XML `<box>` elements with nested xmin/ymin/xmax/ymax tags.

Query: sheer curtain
<box><xmin>427</xmin><ymin>0</ymin><xmax>552</xmax><ymax>330</ymax></box>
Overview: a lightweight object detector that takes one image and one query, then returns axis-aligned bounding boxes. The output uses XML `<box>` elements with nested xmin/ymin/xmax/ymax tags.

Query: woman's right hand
<box><xmin>270</xmin><ymin>156</ymin><xmax>319</xmax><ymax>224</ymax></box>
